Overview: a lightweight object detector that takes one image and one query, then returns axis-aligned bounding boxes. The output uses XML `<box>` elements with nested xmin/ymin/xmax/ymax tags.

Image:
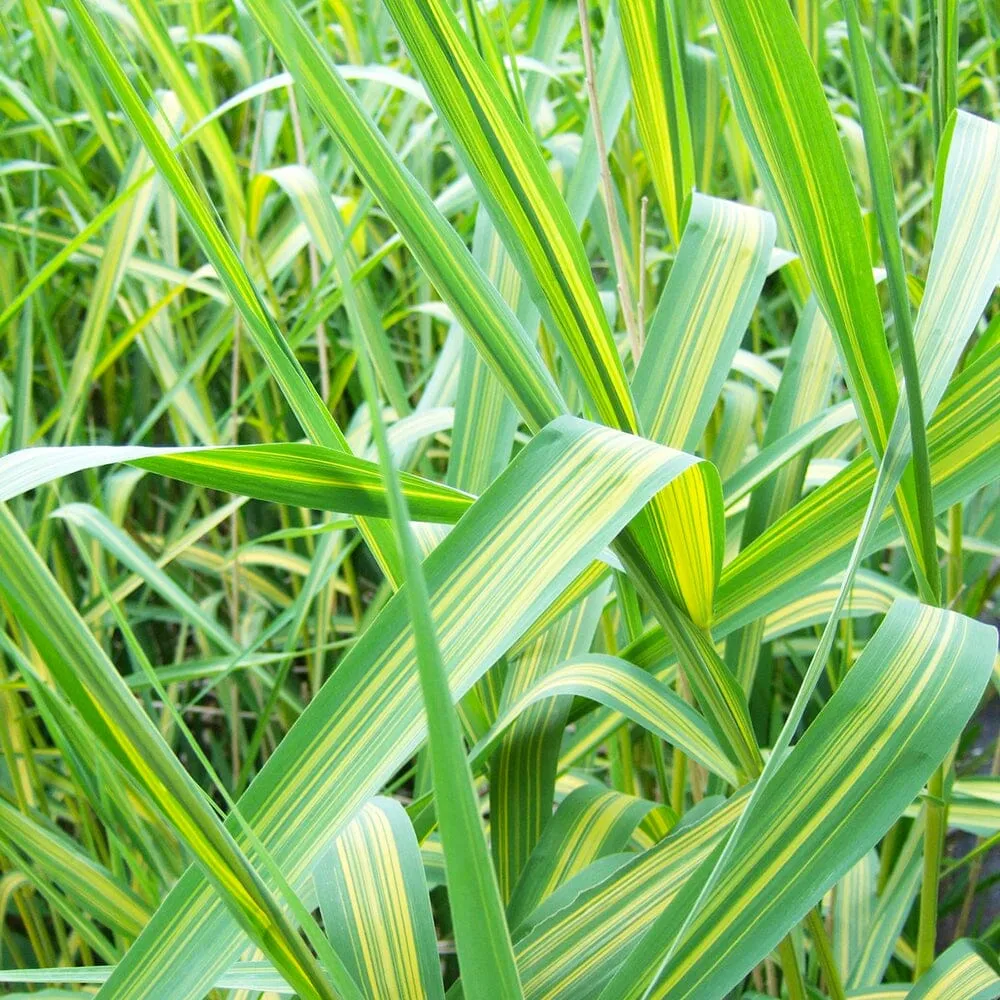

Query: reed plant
<box><xmin>1</xmin><ymin>0</ymin><xmax>999</xmax><ymax>997</ymax></box>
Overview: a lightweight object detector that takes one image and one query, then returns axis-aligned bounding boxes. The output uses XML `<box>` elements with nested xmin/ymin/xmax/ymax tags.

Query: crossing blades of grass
<box><xmin>2</xmin><ymin>2</ymin><xmax>999</xmax><ymax>996</ymax></box>
<box><xmin>71</xmin><ymin>418</ymin><xmax>716</xmax><ymax>1000</ymax></box>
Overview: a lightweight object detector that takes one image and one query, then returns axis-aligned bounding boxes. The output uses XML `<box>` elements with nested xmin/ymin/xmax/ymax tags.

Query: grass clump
<box><xmin>1</xmin><ymin>1</ymin><xmax>999</xmax><ymax>998</ymax></box>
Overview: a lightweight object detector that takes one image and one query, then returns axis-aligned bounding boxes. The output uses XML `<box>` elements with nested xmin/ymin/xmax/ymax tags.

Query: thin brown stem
<box><xmin>577</xmin><ymin>0</ymin><xmax>641</xmax><ymax>363</ymax></box>
<box><xmin>638</xmin><ymin>195</ymin><xmax>648</xmax><ymax>351</ymax></box>
<box><xmin>287</xmin><ymin>83</ymin><xmax>329</xmax><ymax>403</ymax></box>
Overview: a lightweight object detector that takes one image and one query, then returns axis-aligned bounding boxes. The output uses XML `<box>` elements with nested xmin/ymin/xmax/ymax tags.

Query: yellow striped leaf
<box><xmin>632</xmin><ymin>192</ymin><xmax>775</xmax><ymax>451</ymax></box>
<box><xmin>607</xmin><ymin>601</ymin><xmax>997</xmax><ymax>1000</ymax></box>
<box><xmin>708</xmin><ymin>0</ymin><xmax>928</xmax><ymax>583</ymax></box>
<box><xmin>619</xmin><ymin>0</ymin><xmax>695</xmax><ymax>243</ymax></box>
<box><xmin>471</xmin><ymin>655</ymin><xmax>738</xmax><ymax>786</ymax></box>
<box><xmin>907</xmin><ymin>940</ymin><xmax>1000</xmax><ymax>1000</ymax></box>
<box><xmin>379</xmin><ymin>0</ymin><xmax>637</xmax><ymax>431</ymax></box>
<box><xmin>506</xmin><ymin>792</ymin><xmax>748</xmax><ymax>999</ymax></box>
<box><xmin>507</xmin><ymin>784</ymin><xmax>662</xmax><ymax>933</ymax></box>
<box><xmin>81</xmin><ymin>416</ymin><xmax>717</xmax><ymax>1000</ymax></box>
<box><xmin>832</xmin><ymin>852</ymin><xmax>878</xmax><ymax>980</ymax></box>
<box><xmin>490</xmin><ymin>589</ymin><xmax>609</xmax><ymax>902</ymax></box>
<box><xmin>0</xmin><ymin>443</ymin><xmax>473</xmax><ymax>523</ymax></box>
<box><xmin>718</xmin><ymin>340</ymin><xmax>1000</xmax><ymax>634</ymax></box>
<box><xmin>316</xmin><ymin>798</ymin><xmax>444</xmax><ymax>1000</ymax></box>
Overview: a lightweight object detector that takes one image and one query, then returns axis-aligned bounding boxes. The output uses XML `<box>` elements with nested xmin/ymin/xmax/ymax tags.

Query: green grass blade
<box><xmin>0</xmin><ymin>443</ymin><xmax>473</xmax><ymax>522</ymax></box>
<box><xmin>562</xmin><ymin>570</ymin><xmax>911</xmax><ymax>769</ymax></box>
<box><xmin>53</xmin><ymin>503</ymin><xmax>237</xmax><ymax>654</ymax></box>
<box><xmin>242</xmin><ymin>0</ymin><xmax>566</xmax><ymax>433</ymax></box>
<box><xmin>55</xmin><ymin>94</ymin><xmax>187</xmax><ymax>445</ymax></box>
<box><xmin>380</xmin><ymin>0</ymin><xmax>637</xmax><ymax>431</ymax></box>
<box><xmin>315</xmin><ymin>798</ymin><xmax>445</xmax><ymax>1000</ymax></box>
<box><xmin>0</xmin><ymin>797</ymin><xmax>150</xmax><ymax>941</ymax></box>
<box><xmin>632</xmin><ymin>193</ymin><xmax>775</xmax><ymax>450</ymax></box>
<box><xmin>471</xmin><ymin>654</ymin><xmax>738</xmax><ymax>786</ymax></box>
<box><xmin>708</xmin><ymin>0</ymin><xmax>931</xmax><ymax>593</ymax></box>
<box><xmin>84</xmin><ymin>418</ymin><xmax>712</xmax><ymax>1000</ymax></box>
<box><xmin>0</xmin><ymin>506</ymin><xmax>355</xmax><ymax>1000</ymax></box>
<box><xmin>118</xmin><ymin>0</ymin><xmax>245</xmax><ymax>228</ymax></box>
<box><xmin>604</xmin><ymin>602</ymin><xmax>997</xmax><ymax>999</ymax></box>
<box><xmin>261</xmin><ymin>165</ymin><xmax>410</xmax><ymax>416</ymax></box>
<box><xmin>59</xmin><ymin>0</ymin><xmax>403</xmax><ymax>584</ymax></box>
<box><xmin>908</xmin><ymin>940</ymin><xmax>1000</xmax><ymax>1000</ymax></box>
<box><xmin>619</xmin><ymin>0</ymin><xmax>695</xmax><ymax>243</ymax></box>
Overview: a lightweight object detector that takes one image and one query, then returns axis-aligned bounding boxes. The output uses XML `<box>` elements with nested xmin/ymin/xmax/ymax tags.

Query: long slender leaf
<box><xmin>632</xmin><ymin>192</ymin><xmax>775</xmax><ymax>450</ymax></box>
<box><xmin>619</xmin><ymin>0</ymin><xmax>695</xmax><ymax>242</ymax></box>
<box><xmin>600</xmin><ymin>601</ymin><xmax>997</xmax><ymax>999</ymax></box>
<box><xmin>82</xmin><ymin>417</ymin><xmax>716</xmax><ymax>1000</ymax></box>
<box><xmin>316</xmin><ymin>797</ymin><xmax>444</xmax><ymax>999</ymax></box>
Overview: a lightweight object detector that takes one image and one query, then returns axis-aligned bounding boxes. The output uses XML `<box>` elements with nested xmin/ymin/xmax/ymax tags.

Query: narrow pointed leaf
<box><xmin>84</xmin><ymin>417</ymin><xmax>716</xmax><ymax>1000</ymax></box>
<box><xmin>471</xmin><ymin>655</ymin><xmax>738</xmax><ymax>785</ymax></box>
<box><xmin>907</xmin><ymin>941</ymin><xmax>1000</xmax><ymax>1000</ymax></box>
<box><xmin>0</xmin><ymin>443</ymin><xmax>473</xmax><ymax>522</ymax></box>
<box><xmin>632</xmin><ymin>193</ymin><xmax>775</xmax><ymax>450</ymax></box>
<box><xmin>380</xmin><ymin>0</ymin><xmax>637</xmax><ymax>431</ymax></box>
<box><xmin>611</xmin><ymin>602</ymin><xmax>997</xmax><ymax>1000</ymax></box>
<box><xmin>619</xmin><ymin>0</ymin><xmax>695</xmax><ymax>242</ymax></box>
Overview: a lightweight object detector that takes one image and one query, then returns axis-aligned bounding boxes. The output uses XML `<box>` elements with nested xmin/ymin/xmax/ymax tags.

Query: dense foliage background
<box><xmin>0</xmin><ymin>0</ymin><xmax>999</xmax><ymax>998</ymax></box>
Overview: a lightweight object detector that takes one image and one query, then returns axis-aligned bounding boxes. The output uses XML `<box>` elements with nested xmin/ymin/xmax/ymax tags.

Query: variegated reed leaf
<box><xmin>0</xmin><ymin>443</ymin><xmax>473</xmax><ymax>522</ymax></box>
<box><xmin>471</xmin><ymin>655</ymin><xmax>737</xmax><ymax>786</ymax></box>
<box><xmin>380</xmin><ymin>0</ymin><xmax>636</xmax><ymax>432</ymax></box>
<box><xmin>0</xmin><ymin>506</ymin><xmax>359</xmax><ymax>1000</ymax></box>
<box><xmin>79</xmin><ymin>417</ymin><xmax>718</xmax><ymax>1000</ymax></box>
<box><xmin>60</xmin><ymin>0</ymin><xmax>403</xmax><ymax>585</ymax></box>
<box><xmin>632</xmin><ymin>192</ymin><xmax>775</xmax><ymax>450</ymax></box>
<box><xmin>587</xmin><ymin>602</ymin><xmax>996</xmax><ymax>999</ymax></box>
<box><xmin>708</xmin><ymin>0</ymin><xmax>932</xmax><ymax>589</ymax></box>
<box><xmin>490</xmin><ymin>589</ymin><xmax>609</xmax><ymax>902</ymax></box>
<box><xmin>907</xmin><ymin>940</ymin><xmax>1000</xmax><ymax>1000</ymax></box>
<box><xmin>507</xmin><ymin>784</ymin><xmax>663</xmax><ymax>933</ymax></box>
<box><xmin>619</xmin><ymin>0</ymin><xmax>695</xmax><ymax>243</ymax></box>
<box><xmin>502</xmin><ymin>792</ymin><xmax>749</xmax><ymax>999</ymax></box>
<box><xmin>316</xmin><ymin>797</ymin><xmax>444</xmax><ymax>1000</ymax></box>
<box><xmin>241</xmin><ymin>0</ymin><xmax>566</xmax><ymax>432</ymax></box>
